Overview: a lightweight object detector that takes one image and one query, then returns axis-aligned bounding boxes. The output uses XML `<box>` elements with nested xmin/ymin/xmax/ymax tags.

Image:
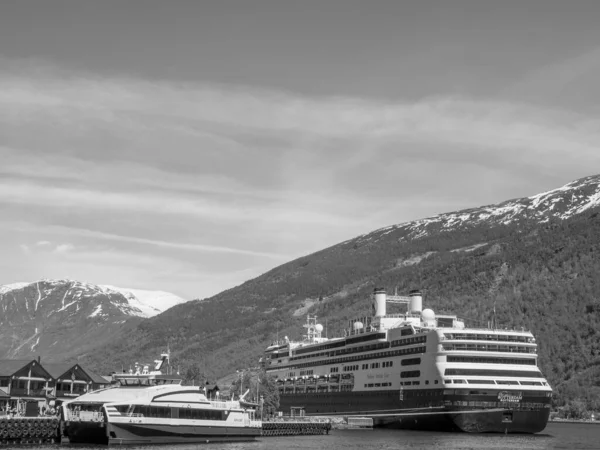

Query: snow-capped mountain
<box><xmin>0</xmin><ymin>279</ymin><xmax>187</xmax><ymax>361</ymax></box>
<box><xmin>361</xmin><ymin>174</ymin><xmax>600</xmax><ymax>242</ymax></box>
<box><xmin>0</xmin><ymin>279</ymin><xmax>186</xmax><ymax>318</ymax></box>
<box><xmin>99</xmin><ymin>285</ymin><xmax>187</xmax><ymax>317</ymax></box>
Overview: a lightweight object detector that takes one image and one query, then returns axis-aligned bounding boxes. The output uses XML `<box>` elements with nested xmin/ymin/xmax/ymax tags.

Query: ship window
<box><xmin>445</xmin><ymin>369</ymin><xmax>543</xmax><ymax>378</ymax></box>
<box><xmin>467</xmin><ymin>380</ymin><xmax>496</xmax><ymax>384</ymax></box>
<box><xmin>447</xmin><ymin>356</ymin><xmax>536</xmax><ymax>365</ymax></box>
<box><xmin>401</xmin><ymin>358</ymin><xmax>421</xmax><ymax>366</ymax></box>
<box><xmin>400</xmin><ymin>370</ymin><xmax>420</xmax><ymax>378</ymax></box>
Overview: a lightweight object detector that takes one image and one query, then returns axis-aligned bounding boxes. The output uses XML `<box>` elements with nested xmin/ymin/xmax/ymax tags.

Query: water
<box><xmin>19</xmin><ymin>422</ymin><xmax>600</xmax><ymax>450</ymax></box>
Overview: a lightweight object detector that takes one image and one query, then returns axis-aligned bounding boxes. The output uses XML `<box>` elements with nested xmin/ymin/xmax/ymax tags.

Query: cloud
<box><xmin>2</xmin><ymin>60</ymin><xmax>600</xmax><ymax>297</ymax></box>
<box><xmin>54</xmin><ymin>243</ymin><xmax>75</xmax><ymax>253</ymax></box>
<box><xmin>1</xmin><ymin>63</ymin><xmax>600</xmax><ymax>160</ymax></box>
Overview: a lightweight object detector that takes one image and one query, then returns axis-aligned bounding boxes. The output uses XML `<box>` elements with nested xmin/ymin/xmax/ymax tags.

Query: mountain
<box><xmin>64</xmin><ymin>175</ymin><xmax>600</xmax><ymax>411</ymax></box>
<box><xmin>0</xmin><ymin>279</ymin><xmax>187</xmax><ymax>361</ymax></box>
<box><xmin>99</xmin><ymin>285</ymin><xmax>188</xmax><ymax>318</ymax></box>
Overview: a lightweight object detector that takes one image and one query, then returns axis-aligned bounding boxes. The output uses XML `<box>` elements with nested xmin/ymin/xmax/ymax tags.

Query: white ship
<box><xmin>62</xmin><ymin>354</ymin><xmax>261</xmax><ymax>444</ymax></box>
<box><xmin>262</xmin><ymin>288</ymin><xmax>552</xmax><ymax>433</ymax></box>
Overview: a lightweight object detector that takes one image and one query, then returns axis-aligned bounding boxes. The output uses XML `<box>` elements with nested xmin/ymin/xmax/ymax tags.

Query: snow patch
<box><xmin>100</xmin><ymin>285</ymin><xmax>187</xmax><ymax>317</ymax></box>
<box><xmin>451</xmin><ymin>243</ymin><xmax>488</xmax><ymax>253</ymax></box>
<box><xmin>0</xmin><ymin>282</ymin><xmax>30</xmax><ymax>295</ymax></box>
<box><xmin>88</xmin><ymin>304</ymin><xmax>103</xmax><ymax>318</ymax></box>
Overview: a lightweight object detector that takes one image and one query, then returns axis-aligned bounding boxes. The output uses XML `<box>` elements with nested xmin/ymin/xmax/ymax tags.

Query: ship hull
<box><xmin>278</xmin><ymin>388</ymin><xmax>550</xmax><ymax>433</ymax></box>
<box><xmin>65</xmin><ymin>421</ymin><xmax>260</xmax><ymax>445</ymax></box>
<box><xmin>65</xmin><ymin>421</ymin><xmax>109</xmax><ymax>445</ymax></box>
<box><xmin>106</xmin><ymin>422</ymin><xmax>261</xmax><ymax>445</ymax></box>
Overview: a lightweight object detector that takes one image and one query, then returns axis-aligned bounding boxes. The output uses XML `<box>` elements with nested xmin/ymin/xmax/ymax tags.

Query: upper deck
<box><xmin>262</xmin><ymin>288</ymin><xmax>539</xmax><ymax>372</ymax></box>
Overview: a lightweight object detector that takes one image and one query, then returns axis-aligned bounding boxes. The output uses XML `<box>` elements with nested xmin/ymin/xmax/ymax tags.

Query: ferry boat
<box><xmin>262</xmin><ymin>288</ymin><xmax>552</xmax><ymax>433</ymax></box>
<box><xmin>62</xmin><ymin>354</ymin><xmax>261</xmax><ymax>445</ymax></box>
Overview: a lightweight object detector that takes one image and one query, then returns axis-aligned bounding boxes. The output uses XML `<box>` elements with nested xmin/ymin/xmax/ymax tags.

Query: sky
<box><xmin>2</xmin><ymin>0</ymin><xmax>600</xmax><ymax>300</ymax></box>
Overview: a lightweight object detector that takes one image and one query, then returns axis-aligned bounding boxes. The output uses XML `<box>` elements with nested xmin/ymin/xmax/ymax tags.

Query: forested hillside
<box><xmin>81</xmin><ymin>204</ymin><xmax>600</xmax><ymax>411</ymax></box>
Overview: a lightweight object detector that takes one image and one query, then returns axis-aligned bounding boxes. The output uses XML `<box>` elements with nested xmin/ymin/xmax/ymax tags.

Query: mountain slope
<box><xmin>79</xmin><ymin>174</ymin><xmax>600</xmax><ymax>409</ymax></box>
<box><xmin>0</xmin><ymin>279</ymin><xmax>186</xmax><ymax>362</ymax></box>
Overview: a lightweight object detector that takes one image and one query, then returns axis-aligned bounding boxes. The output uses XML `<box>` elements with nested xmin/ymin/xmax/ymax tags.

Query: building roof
<box><xmin>0</xmin><ymin>360</ymin><xmax>36</xmax><ymax>377</ymax></box>
<box><xmin>43</xmin><ymin>363</ymin><xmax>109</xmax><ymax>384</ymax></box>
<box><xmin>42</xmin><ymin>363</ymin><xmax>74</xmax><ymax>379</ymax></box>
<box><xmin>0</xmin><ymin>360</ymin><xmax>108</xmax><ymax>384</ymax></box>
<box><xmin>81</xmin><ymin>367</ymin><xmax>111</xmax><ymax>385</ymax></box>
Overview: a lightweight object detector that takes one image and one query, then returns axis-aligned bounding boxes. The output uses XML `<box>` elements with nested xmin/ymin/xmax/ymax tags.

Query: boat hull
<box><xmin>278</xmin><ymin>388</ymin><xmax>550</xmax><ymax>433</ymax></box>
<box><xmin>65</xmin><ymin>421</ymin><xmax>109</xmax><ymax>445</ymax></box>
<box><xmin>65</xmin><ymin>421</ymin><xmax>260</xmax><ymax>445</ymax></box>
<box><xmin>106</xmin><ymin>422</ymin><xmax>261</xmax><ymax>445</ymax></box>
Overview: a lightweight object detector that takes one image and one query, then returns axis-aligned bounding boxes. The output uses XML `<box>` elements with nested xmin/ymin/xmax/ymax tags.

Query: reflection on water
<box><xmin>17</xmin><ymin>422</ymin><xmax>600</xmax><ymax>450</ymax></box>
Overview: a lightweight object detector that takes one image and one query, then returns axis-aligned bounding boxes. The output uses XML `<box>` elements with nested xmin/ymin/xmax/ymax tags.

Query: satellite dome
<box><xmin>353</xmin><ymin>321</ymin><xmax>364</xmax><ymax>330</ymax></box>
<box><xmin>315</xmin><ymin>324</ymin><xmax>324</xmax><ymax>332</ymax></box>
<box><xmin>421</xmin><ymin>309</ymin><xmax>435</xmax><ymax>321</ymax></box>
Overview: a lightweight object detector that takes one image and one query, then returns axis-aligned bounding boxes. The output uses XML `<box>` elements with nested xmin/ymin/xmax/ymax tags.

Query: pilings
<box><xmin>261</xmin><ymin>420</ymin><xmax>332</xmax><ymax>436</ymax></box>
<box><xmin>0</xmin><ymin>417</ymin><xmax>59</xmax><ymax>445</ymax></box>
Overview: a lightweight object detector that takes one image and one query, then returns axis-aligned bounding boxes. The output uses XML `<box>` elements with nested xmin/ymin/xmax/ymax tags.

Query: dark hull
<box><xmin>107</xmin><ymin>422</ymin><xmax>261</xmax><ymax>445</ymax></box>
<box><xmin>65</xmin><ymin>421</ymin><xmax>260</xmax><ymax>445</ymax></box>
<box><xmin>279</xmin><ymin>388</ymin><xmax>551</xmax><ymax>433</ymax></box>
<box><xmin>65</xmin><ymin>421</ymin><xmax>109</xmax><ymax>445</ymax></box>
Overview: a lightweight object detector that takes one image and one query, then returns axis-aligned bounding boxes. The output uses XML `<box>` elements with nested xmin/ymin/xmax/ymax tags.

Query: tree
<box><xmin>182</xmin><ymin>365</ymin><xmax>205</xmax><ymax>386</ymax></box>
<box><xmin>561</xmin><ymin>399</ymin><xmax>589</xmax><ymax>420</ymax></box>
<box><xmin>230</xmin><ymin>369</ymin><xmax>279</xmax><ymax>417</ymax></box>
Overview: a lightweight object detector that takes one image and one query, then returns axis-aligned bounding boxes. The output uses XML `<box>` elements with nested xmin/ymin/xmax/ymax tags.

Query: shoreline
<box><xmin>550</xmin><ymin>419</ymin><xmax>600</xmax><ymax>425</ymax></box>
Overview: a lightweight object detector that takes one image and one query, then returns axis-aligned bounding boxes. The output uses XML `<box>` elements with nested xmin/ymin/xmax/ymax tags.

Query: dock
<box><xmin>0</xmin><ymin>417</ymin><xmax>59</xmax><ymax>445</ymax></box>
<box><xmin>261</xmin><ymin>420</ymin><xmax>332</xmax><ymax>436</ymax></box>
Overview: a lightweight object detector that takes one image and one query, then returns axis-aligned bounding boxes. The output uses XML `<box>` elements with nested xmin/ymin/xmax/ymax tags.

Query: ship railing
<box><xmin>65</xmin><ymin>410</ymin><xmax>104</xmax><ymax>422</ymax></box>
<box><xmin>210</xmin><ymin>401</ymin><xmax>236</xmax><ymax>409</ymax></box>
<box><xmin>456</xmin><ymin>327</ymin><xmax>532</xmax><ymax>333</ymax></box>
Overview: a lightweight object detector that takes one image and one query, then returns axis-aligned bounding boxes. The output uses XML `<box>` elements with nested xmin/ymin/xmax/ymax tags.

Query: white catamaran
<box><xmin>62</xmin><ymin>354</ymin><xmax>261</xmax><ymax>445</ymax></box>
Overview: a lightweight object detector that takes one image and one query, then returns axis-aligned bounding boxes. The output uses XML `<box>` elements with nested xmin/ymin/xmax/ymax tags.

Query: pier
<box><xmin>0</xmin><ymin>417</ymin><xmax>59</xmax><ymax>445</ymax></box>
<box><xmin>261</xmin><ymin>420</ymin><xmax>332</xmax><ymax>436</ymax></box>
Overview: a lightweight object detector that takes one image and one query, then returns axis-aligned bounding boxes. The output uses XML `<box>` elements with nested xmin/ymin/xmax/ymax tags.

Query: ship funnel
<box><xmin>373</xmin><ymin>288</ymin><xmax>387</xmax><ymax>317</ymax></box>
<box><xmin>409</xmin><ymin>289</ymin><xmax>422</xmax><ymax>314</ymax></box>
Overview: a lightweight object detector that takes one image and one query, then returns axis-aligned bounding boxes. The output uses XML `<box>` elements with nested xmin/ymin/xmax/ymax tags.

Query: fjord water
<box><xmin>22</xmin><ymin>422</ymin><xmax>600</xmax><ymax>450</ymax></box>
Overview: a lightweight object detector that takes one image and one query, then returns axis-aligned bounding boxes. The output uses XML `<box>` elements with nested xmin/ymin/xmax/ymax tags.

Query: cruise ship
<box><xmin>262</xmin><ymin>288</ymin><xmax>552</xmax><ymax>433</ymax></box>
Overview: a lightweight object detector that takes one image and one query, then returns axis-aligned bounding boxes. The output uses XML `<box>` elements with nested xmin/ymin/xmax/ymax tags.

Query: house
<box><xmin>0</xmin><ymin>359</ymin><xmax>54</xmax><ymax>412</ymax></box>
<box><xmin>0</xmin><ymin>359</ymin><xmax>110</xmax><ymax>414</ymax></box>
<box><xmin>43</xmin><ymin>363</ymin><xmax>110</xmax><ymax>401</ymax></box>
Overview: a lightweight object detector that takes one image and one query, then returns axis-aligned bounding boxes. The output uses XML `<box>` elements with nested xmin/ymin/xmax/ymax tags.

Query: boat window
<box><xmin>178</xmin><ymin>408</ymin><xmax>226</xmax><ymax>421</ymax></box>
<box><xmin>401</xmin><ymin>358</ymin><xmax>421</xmax><ymax>366</ymax></box>
<box><xmin>400</xmin><ymin>370</ymin><xmax>420</xmax><ymax>378</ymax></box>
<box><xmin>445</xmin><ymin>369</ymin><xmax>543</xmax><ymax>378</ymax></box>
<box><xmin>447</xmin><ymin>356</ymin><xmax>536</xmax><ymax>365</ymax></box>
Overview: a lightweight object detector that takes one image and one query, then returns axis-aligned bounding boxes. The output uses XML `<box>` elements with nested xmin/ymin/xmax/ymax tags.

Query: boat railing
<box><xmin>210</xmin><ymin>400</ymin><xmax>238</xmax><ymax>409</ymax></box>
<box><xmin>249</xmin><ymin>420</ymin><xmax>262</xmax><ymax>428</ymax></box>
<box><xmin>65</xmin><ymin>410</ymin><xmax>104</xmax><ymax>422</ymax></box>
